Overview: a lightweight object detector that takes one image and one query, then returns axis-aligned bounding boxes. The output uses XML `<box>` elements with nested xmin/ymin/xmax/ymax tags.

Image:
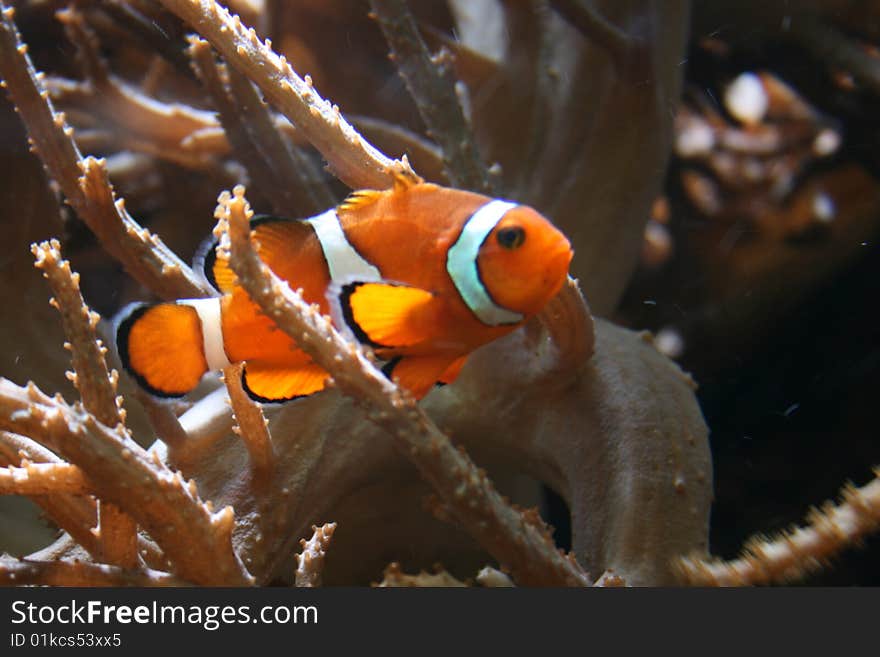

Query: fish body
<box><xmin>116</xmin><ymin>182</ymin><xmax>573</xmax><ymax>402</ymax></box>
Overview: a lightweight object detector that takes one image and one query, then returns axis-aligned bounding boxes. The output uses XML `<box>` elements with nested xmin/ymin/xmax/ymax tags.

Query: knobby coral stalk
<box><xmin>0</xmin><ymin>558</ymin><xmax>188</xmax><ymax>587</ymax></box>
<box><xmin>676</xmin><ymin>468</ymin><xmax>880</xmax><ymax>585</ymax></box>
<box><xmin>223</xmin><ymin>363</ymin><xmax>274</xmax><ymax>480</ymax></box>
<box><xmin>0</xmin><ymin>431</ymin><xmax>101</xmax><ymax>558</ymax></box>
<box><xmin>157</xmin><ymin>0</ymin><xmax>419</xmax><ymax>190</ymax></box>
<box><xmin>31</xmin><ymin>239</ymin><xmax>137</xmax><ymax>568</ymax></box>
<box><xmin>0</xmin><ymin>380</ymin><xmax>253</xmax><ymax>586</ymax></box>
<box><xmin>369</xmin><ymin>0</ymin><xmax>494</xmax><ymax>193</ymax></box>
<box><xmin>218</xmin><ymin>187</ymin><xmax>590</xmax><ymax>586</ymax></box>
<box><xmin>0</xmin><ymin>4</ymin><xmax>212</xmax><ymax>300</ymax></box>
<box><xmin>0</xmin><ymin>462</ymin><xmax>89</xmax><ymax>495</ymax></box>
<box><xmin>295</xmin><ymin>523</ymin><xmax>337</xmax><ymax>587</ymax></box>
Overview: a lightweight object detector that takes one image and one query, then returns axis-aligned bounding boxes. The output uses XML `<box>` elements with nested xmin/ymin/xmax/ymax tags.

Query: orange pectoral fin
<box><xmin>116</xmin><ymin>302</ymin><xmax>208</xmax><ymax>398</ymax></box>
<box><xmin>337</xmin><ymin>281</ymin><xmax>437</xmax><ymax>349</ymax></box>
<box><xmin>384</xmin><ymin>355</ymin><xmax>461</xmax><ymax>400</ymax></box>
<box><xmin>241</xmin><ymin>360</ymin><xmax>329</xmax><ymax>403</ymax></box>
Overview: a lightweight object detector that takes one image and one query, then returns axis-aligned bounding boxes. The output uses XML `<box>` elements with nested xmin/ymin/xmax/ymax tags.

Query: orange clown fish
<box><xmin>115</xmin><ymin>182</ymin><xmax>573</xmax><ymax>402</ymax></box>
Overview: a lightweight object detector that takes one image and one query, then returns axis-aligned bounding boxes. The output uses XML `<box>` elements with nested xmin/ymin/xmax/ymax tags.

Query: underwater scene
<box><xmin>0</xmin><ymin>0</ymin><xmax>877</xmax><ymax>586</ymax></box>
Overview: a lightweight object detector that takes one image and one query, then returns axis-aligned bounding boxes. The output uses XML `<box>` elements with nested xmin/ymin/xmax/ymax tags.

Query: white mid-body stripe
<box><xmin>446</xmin><ymin>200</ymin><xmax>524</xmax><ymax>326</ymax></box>
<box><xmin>178</xmin><ymin>298</ymin><xmax>231</xmax><ymax>371</ymax></box>
<box><xmin>306</xmin><ymin>208</ymin><xmax>381</xmax><ymax>282</ymax></box>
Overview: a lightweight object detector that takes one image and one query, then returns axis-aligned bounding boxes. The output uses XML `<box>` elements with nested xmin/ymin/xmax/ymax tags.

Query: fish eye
<box><xmin>496</xmin><ymin>226</ymin><xmax>526</xmax><ymax>250</ymax></box>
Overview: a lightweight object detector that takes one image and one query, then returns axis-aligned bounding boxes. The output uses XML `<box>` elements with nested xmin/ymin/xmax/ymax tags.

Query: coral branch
<box><xmin>0</xmin><ymin>379</ymin><xmax>253</xmax><ymax>585</ymax></box>
<box><xmin>0</xmin><ymin>558</ymin><xmax>189</xmax><ymax>587</ymax></box>
<box><xmin>188</xmin><ymin>37</ymin><xmax>329</xmax><ymax>215</ymax></box>
<box><xmin>369</xmin><ymin>0</ymin><xmax>493</xmax><ymax>193</ymax></box>
<box><xmin>53</xmin><ymin>7</ymin><xmax>220</xmax><ymax>163</ymax></box>
<box><xmin>218</xmin><ymin>187</ymin><xmax>590</xmax><ymax>586</ymax></box>
<box><xmin>376</xmin><ymin>563</ymin><xmax>469</xmax><ymax>587</ymax></box>
<box><xmin>156</xmin><ymin>0</ymin><xmax>420</xmax><ymax>190</ymax></box>
<box><xmin>548</xmin><ymin>0</ymin><xmax>637</xmax><ymax>66</ymax></box>
<box><xmin>0</xmin><ymin>462</ymin><xmax>89</xmax><ymax>495</ymax></box>
<box><xmin>0</xmin><ymin>4</ymin><xmax>213</xmax><ymax>300</ymax></box>
<box><xmin>294</xmin><ymin>522</ymin><xmax>336</xmax><ymax>587</ymax></box>
<box><xmin>223</xmin><ymin>363</ymin><xmax>274</xmax><ymax>480</ymax></box>
<box><xmin>31</xmin><ymin>239</ymin><xmax>137</xmax><ymax>567</ymax></box>
<box><xmin>676</xmin><ymin>468</ymin><xmax>880</xmax><ymax>586</ymax></box>
<box><xmin>31</xmin><ymin>241</ymin><xmax>123</xmax><ymax>429</ymax></box>
<box><xmin>132</xmin><ymin>389</ymin><xmax>189</xmax><ymax>452</ymax></box>
<box><xmin>0</xmin><ymin>431</ymin><xmax>101</xmax><ymax>558</ymax></box>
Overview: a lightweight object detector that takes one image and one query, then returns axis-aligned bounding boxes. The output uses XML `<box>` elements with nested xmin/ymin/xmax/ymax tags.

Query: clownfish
<box><xmin>115</xmin><ymin>181</ymin><xmax>573</xmax><ymax>402</ymax></box>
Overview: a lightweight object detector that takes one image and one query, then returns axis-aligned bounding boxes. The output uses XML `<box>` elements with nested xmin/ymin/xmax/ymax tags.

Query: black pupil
<box><xmin>497</xmin><ymin>226</ymin><xmax>525</xmax><ymax>249</ymax></box>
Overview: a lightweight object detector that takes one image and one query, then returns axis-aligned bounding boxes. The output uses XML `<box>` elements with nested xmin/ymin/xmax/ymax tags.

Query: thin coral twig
<box><xmin>132</xmin><ymin>389</ymin><xmax>189</xmax><ymax>453</ymax></box>
<box><xmin>369</xmin><ymin>0</ymin><xmax>493</xmax><ymax>193</ymax></box>
<box><xmin>0</xmin><ymin>558</ymin><xmax>189</xmax><ymax>587</ymax></box>
<box><xmin>0</xmin><ymin>462</ymin><xmax>89</xmax><ymax>495</ymax></box>
<box><xmin>223</xmin><ymin>363</ymin><xmax>274</xmax><ymax>480</ymax></box>
<box><xmin>294</xmin><ymin>522</ymin><xmax>337</xmax><ymax>587</ymax></box>
<box><xmin>157</xmin><ymin>0</ymin><xmax>420</xmax><ymax>190</ymax></box>
<box><xmin>31</xmin><ymin>239</ymin><xmax>138</xmax><ymax>568</ymax></box>
<box><xmin>218</xmin><ymin>188</ymin><xmax>590</xmax><ymax>586</ymax></box>
<box><xmin>225</xmin><ymin>64</ymin><xmax>336</xmax><ymax>210</ymax></box>
<box><xmin>0</xmin><ymin>379</ymin><xmax>253</xmax><ymax>585</ymax></box>
<box><xmin>55</xmin><ymin>7</ymin><xmax>220</xmax><ymax>155</ymax></box>
<box><xmin>676</xmin><ymin>468</ymin><xmax>880</xmax><ymax>586</ymax></box>
<box><xmin>0</xmin><ymin>4</ymin><xmax>213</xmax><ymax>300</ymax></box>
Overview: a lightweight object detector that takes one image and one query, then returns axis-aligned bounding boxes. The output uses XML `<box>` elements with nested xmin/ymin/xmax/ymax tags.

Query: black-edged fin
<box><xmin>241</xmin><ymin>360</ymin><xmax>329</xmax><ymax>403</ymax></box>
<box><xmin>383</xmin><ymin>354</ymin><xmax>461</xmax><ymax>399</ymax></box>
<box><xmin>192</xmin><ymin>231</ymin><xmax>224</xmax><ymax>293</ymax></box>
<box><xmin>115</xmin><ymin>301</ymin><xmax>208</xmax><ymax>398</ymax></box>
<box><xmin>334</xmin><ymin>280</ymin><xmax>437</xmax><ymax>349</ymax></box>
<box><xmin>197</xmin><ymin>214</ymin><xmax>312</xmax><ymax>294</ymax></box>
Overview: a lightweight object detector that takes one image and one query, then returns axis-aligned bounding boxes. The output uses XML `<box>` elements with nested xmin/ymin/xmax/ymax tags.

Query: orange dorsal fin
<box><xmin>337</xmin><ymin>189</ymin><xmax>385</xmax><ymax>213</ymax></box>
<box><xmin>335</xmin><ymin>281</ymin><xmax>437</xmax><ymax>349</ymax></box>
<box><xmin>384</xmin><ymin>355</ymin><xmax>460</xmax><ymax>399</ymax></box>
<box><xmin>197</xmin><ymin>215</ymin><xmax>314</xmax><ymax>294</ymax></box>
<box><xmin>116</xmin><ymin>302</ymin><xmax>209</xmax><ymax>397</ymax></box>
<box><xmin>241</xmin><ymin>360</ymin><xmax>329</xmax><ymax>403</ymax></box>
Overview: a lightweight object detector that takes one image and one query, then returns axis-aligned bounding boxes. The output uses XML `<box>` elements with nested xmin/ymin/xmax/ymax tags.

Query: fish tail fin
<box><xmin>115</xmin><ymin>301</ymin><xmax>213</xmax><ymax>398</ymax></box>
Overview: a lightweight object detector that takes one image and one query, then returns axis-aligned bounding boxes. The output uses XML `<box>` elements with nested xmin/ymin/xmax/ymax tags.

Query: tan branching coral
<box><xmin>677</xmin><ymin>469</ymin><xmax>880</xmax><ymax>586</ymax></box>
<box><xmin>1</xmin><ymin>0</ymin><xmax>873</xmax><ymax>588</ymax></box>
<box><xmin>294</xmin><ymin>523</ymin><xmax>336</xmax><ymax>588</ymax></box>
<box><xmin>0</xmin><ymin>5</ymin><xmax>212</xmax><ymax>301</ymax></box>
<box><xmin>156</xmin><ymin>0</ymin><xmax>419</xmax><ymax>190</ymax></box>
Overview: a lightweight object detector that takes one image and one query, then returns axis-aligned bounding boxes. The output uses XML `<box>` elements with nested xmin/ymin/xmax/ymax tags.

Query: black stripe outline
<box><xmin>446</xmin><ymin>216</ymin><xmax>523</xmax><ymax>327</ymax></box>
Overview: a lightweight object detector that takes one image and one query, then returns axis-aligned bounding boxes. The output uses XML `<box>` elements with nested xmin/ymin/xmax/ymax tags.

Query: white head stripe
<box><xmin>178</xmin><ymin>298</ymin><xmax>230</xmax><ymax>371</ymax></box>
<box><xmin>446</xmin><ymin>200</ymin><xmax>525</xmax><ymax>326</ymax></box>
<box><xmin>306</xmin><ymin>208</ymin><xmax>381</xmax><ymax>282</ymax></box>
